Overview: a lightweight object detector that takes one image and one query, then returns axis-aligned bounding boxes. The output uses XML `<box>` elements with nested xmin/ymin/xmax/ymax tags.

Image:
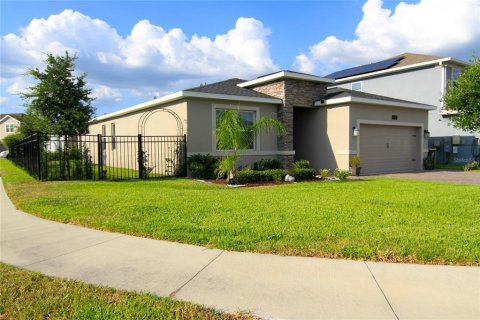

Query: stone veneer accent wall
<box><xmin>250</xmin><ymin>78</ymin><xmax>327</xmax><ymax>168</ymax></box>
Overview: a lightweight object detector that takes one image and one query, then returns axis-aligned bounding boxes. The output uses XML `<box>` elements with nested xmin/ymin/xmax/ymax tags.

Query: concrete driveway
<box><xmin>1</xmin><ymin>180</ymin><xmax>479</xmax><ymax>319</ymax></box>
<box><xmin>372</xmin><ymin>169</ymin><xmax>480</xmax><ymax>184</ymax></box>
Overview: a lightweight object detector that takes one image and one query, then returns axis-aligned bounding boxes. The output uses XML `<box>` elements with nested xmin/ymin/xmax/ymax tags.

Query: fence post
<box><xmin>97</xmin><ymin>134</ymin><xmax>103</xmax><ymax>180</ymax></box>
<box><xmin>138</xmin><ymin>134</ymin><xmax>144</xmax><ymax>179</ymax></box>
<box><xmin>35</xmin><ymin>132</ymin><xmax>42</xmax><ymax>180</ymax></box>
<box><xmin>183</xmin><ymin>134</ymin><xmax>187</xmax><ymax>177</ymax></box>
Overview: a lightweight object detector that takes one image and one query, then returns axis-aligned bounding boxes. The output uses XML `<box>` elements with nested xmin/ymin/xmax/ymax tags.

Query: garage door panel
<box><xmin>359</xmin><ymin>125</ymin><xmax>419</xmax><ymax>175</ymax></box>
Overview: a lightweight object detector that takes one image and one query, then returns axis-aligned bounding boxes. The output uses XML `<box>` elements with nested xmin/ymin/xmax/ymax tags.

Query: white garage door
<box><xmin>359</xmin><ymin>125</ymin><xmax>419</xmax><ymax>175</ymax></box>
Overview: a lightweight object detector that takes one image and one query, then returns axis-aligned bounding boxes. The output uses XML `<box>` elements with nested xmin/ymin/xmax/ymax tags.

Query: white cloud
<box><xmin>1</xmin><ymin>10</ymin><xmax>277</xmax><ymax>113</ymax></box>
<box><xmin>0</xmin><ymin>96</ymin><xmax>7</xmax><ymax>105</ymax></box>
<box><xmin>91</xmin><ymin>85</ymin><xmax>122</xmax><ymax>103</ymax></box>
<box><xmin>295</xmin><ymin>0</ymin><xmax>480</xmax><ymax>75</ymax></box>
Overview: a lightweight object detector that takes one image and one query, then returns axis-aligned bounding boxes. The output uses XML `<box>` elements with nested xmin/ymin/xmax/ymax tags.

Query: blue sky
<box><xmin>1</xmin><ymin>0</ymin><xmax>479</xmax><ymax>116</ymax></box>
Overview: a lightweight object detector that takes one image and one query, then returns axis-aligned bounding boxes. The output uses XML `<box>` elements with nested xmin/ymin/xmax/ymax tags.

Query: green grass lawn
<box><xmin>435</xmin><ymin>164</ymin><xmax>464</xmax><ymax>170</ymax></box>
<box><xmin>0</xmin><ymin>263</ymin><xmax>253</xmax><ymax>320</ymax></box>
<box><xmin>1</xmin><ymin>159</ymin><xmax>479</xmax><ymax>265</ymax></box>
<box><xmin>435</xmin><ymin>163</ymin><xmax>480</xmax><ymax>172</ymax></box>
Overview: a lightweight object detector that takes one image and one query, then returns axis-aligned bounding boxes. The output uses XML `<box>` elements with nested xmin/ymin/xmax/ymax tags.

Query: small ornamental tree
<box><xmin>20</xmin><ymin>51</ymin><xmax>95</xmax><ymax>136</ymax></box>
<box><xmin>19</xmin><ymin>52</ymin><xmax>95</xmax><ymax>179</ymax></box>
<box><xmin>443</xmin><ymin>54</ymin><xmax>480</xmax><ymax>133</ymax></box>
<box><xmin>215</xmin><ymin>109</ymin><xmax>285</xmax><ymax>184</ymax></box>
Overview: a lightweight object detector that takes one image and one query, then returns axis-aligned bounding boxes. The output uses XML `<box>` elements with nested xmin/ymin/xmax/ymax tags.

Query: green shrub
<box><xmin>2</xmin><ymin>133</ymin><xmax>24</xmax><ymax>150</ymax></box>
<box><xmin>349</xmin><ymin>155</ymin><xmax>362</xmax><ymax>168</ymax></box>
<box><xmin>319</xmin><ymin>168</ymin><xmax>331</xmax><ymax>179</ymax></box>
<box><xmin>293</xmin><ymin>160</ymin><xmax>311</xmax><ymax>169</ymax></box>
<box><xmin>464</xmin><ymin>161</ymin><xmax>479</xmax><ymax>171</ymax></box>
<box><xmin>237</xmin><ymin>168</ymin><xmax>288</xmax><ymax>183</ymax></box>
<box><xmin>292</xmin><ymin>168</ymin><xmax>316</xmax><ymax>180</ymax></box>
<box><xmin>253</xmin><ymin>158</ymin><xmax>281</xmax><ymax>170</ymax></box>
<box><xmin>334</xmin><ymin>169</ymin><xmax>351</xmax><ymax>180</ymax></box>
<box><xmin>187</xmin><ymin>154</ymin><xmax>219</xmax><ymax>179</ymax></box>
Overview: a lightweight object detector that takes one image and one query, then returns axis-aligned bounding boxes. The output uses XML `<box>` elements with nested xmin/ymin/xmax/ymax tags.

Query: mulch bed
<box><xmin>197</xmin><ymin>178</ymin><xmax>329</xmax><ymax>188</ymax></box>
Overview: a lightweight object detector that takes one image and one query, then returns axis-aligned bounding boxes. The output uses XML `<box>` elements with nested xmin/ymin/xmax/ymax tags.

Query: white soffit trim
<box><xmin>238</xmin><ymin>71</ymin><xmax>334</xmax><ymax>88</ymax></box>
<box><xmin>91</xmin><ymin>91</ymin><xmax>282</xmax><ymax>123</ymax></box>
<box><xmin>334</xmin><ymin>57</ymin><xmax>469</xmax><ymax>84</ymax></box>
<box><xmin>315</xmin><ymin>96</ymin><xmax>436</xmax><ymax>110</ymax></box>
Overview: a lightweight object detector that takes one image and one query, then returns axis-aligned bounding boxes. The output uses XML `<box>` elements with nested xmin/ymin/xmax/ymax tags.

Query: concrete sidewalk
<box><xmin>1</xmin><ymin>181</ymin><xmax>479</xmax><ymax>319</ymax></box>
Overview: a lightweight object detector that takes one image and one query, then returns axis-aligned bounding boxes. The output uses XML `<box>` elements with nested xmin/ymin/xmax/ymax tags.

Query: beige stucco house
<box><xmin>0</xmin><ymin>113</ymin><xmax>23</xmax><ymax>151</ymax></box>
<box><xmin>89</xmin><ymin>71</ymin><xmax>434</xmax><ymax>175</ymax></box>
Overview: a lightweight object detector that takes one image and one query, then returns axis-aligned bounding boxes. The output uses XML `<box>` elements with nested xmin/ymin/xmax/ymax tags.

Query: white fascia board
<box><xmin>182</xmin><ymin>91</ymin><xmax>282</xmax><ymax>104</ymax></box>
<box><xmin>91</xmin><ymin>90</ymin><xmax>282</xmax><ymax>123</ymax></box>
<box><xmin>315</xmin><ymin>96</ymin><xmax>436</xmax><ymax>110</ymax></box>
<box><xmin>334</xmin><ymin>57</ymin><xmax>470</xmax><ymax>84</ymax></box>
<box><xmin>238</xmin><ymin>71</ymin><xmax>334</xmax><ymax>88</ymax></box>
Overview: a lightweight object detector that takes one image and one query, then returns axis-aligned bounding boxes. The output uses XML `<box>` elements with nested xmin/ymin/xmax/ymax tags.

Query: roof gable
<box><xmin>0</xmin><ymin>113</ymin><xmax>24</xmax><ymax>123</ymax></box>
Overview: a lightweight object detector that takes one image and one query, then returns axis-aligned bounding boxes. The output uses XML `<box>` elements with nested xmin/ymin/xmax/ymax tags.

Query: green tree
<box><xmin>2</xmin><ymin>133</ymin><xmax>24</xmax><ymax>150</ymax></box>
<box><xmin>215</xmin><ymin>109</ymin><xmax>285</xmax><ymax>184</ymax></box>
<box><xmin>20</xmin><ymin>52</ymin><xmax>95</xmax><ymax>135</ymax></box>
<box><xmin>443</xmin><ymin>54</ymin><xmax>480</xmax><ymax>132</ymax></box>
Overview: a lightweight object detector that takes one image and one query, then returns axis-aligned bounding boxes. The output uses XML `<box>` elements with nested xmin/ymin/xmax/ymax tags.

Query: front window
<box><xmin>215</xmin><ymin>108</ymin><xmax>256</xmax><ymax>150</ymax></box>
<box><xmin>5</xmin><ymin>123</ymin><xmax>17</xmax><ymax>133</ymax></box>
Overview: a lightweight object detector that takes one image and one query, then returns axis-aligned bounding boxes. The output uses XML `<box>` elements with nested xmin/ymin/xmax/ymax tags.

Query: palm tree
<box><xmin>215</xmin><ymin>109</ymin><xmax>285</xmax><ymax>184</ymax></box>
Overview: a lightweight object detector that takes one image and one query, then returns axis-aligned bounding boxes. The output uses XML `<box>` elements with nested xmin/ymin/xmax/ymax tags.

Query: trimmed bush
<box><xmin>253</xmin><ymin>158</ymin><xmax>281</xmax><ymax>170</ymax></box>
<box><xmin>293</xmin><ymin>160</ymin><xmax>311</xmax><ymax>169</ymax></box>
<box><xmin>319</xmin><ymin>168</ymin><xmax>331</xmax><ymax>179</ymax></box>
<box><xmin>292</xmin><ymin>168</ymin><xmax>317</xmax><ymax>180</ymax></box>
<box><xmin>187</xmin><ymin>154</ymin><xmax>218</xmax><ymax>179</ymax></box>
<box><xmin>334</xmin><ymin>169</ymin><xmax>351</xmax><ymax>180</ymax></box>
<box><xmin>237</xmin><ymin>168</ymin><xmax>288</xmax><ymax>183</ymax></box>
<box><xmin>464</xmin><ymin>161</ymin><xmax>479</xmax><ymax>171</ymax></box>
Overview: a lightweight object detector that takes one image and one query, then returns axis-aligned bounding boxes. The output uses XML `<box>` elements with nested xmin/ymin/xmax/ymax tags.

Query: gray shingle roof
<box><xmin>0</xmin><ymin>113</ymin><xmax>24</xmax><ymax>121</ymax></box>
<box><xmin>185</xmin><ymin>78</ymin><xmax>277</xmax><ymax>99</ymax></box>
<box><xmin>325</xmin><ymin>88</ymin><xmax>430</xmax><ymax>106</ymax></box>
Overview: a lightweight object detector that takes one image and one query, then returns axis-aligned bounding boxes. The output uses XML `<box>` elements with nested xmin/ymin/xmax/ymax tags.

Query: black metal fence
<box><xmin>8</xmin><ymin>133</ymin><xmax>187</xmax><ymax>181</ymax></box>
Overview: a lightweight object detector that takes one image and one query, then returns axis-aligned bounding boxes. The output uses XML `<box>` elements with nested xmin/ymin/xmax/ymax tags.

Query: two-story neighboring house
<box><xmin>0</xmin><ymin>113</ymin><xmax>23</xmax><ymax>151</ymax></box>
<box><xmin>327</xmin><ymin>53</ymin><xmax>478</xmax><ymax>165</ymax></box>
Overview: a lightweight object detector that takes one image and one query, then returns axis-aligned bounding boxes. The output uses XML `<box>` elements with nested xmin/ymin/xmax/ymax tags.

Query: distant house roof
<box><xmin>0</xmin><ymin>113</ymin><xmax>24</xmax><ymax>122</ymax></box>
<box><xmin>185</xmin><ymin>78</ymin><xmax>276</xmax><ymax>99</ymax></box>
<box><xmin>326</xmin><ymin>53</ymin><xmax>468</xmax><ymax>80</ymax></box>
<box><xmin>316</xmin><ymin>88</ymin><xmax>435</xmax><ymax>110</ymax></box>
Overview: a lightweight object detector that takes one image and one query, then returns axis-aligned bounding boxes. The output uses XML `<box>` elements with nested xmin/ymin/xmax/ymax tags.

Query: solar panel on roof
<box><xmin>326</xmin><ymin>56</ymin><xmax>403</xmax><ymax>79</ymax></box>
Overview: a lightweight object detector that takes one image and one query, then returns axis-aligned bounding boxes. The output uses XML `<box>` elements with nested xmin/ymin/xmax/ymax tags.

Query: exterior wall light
<box><xmin>424</xmin><ymin>130</ymin><xmax>430</xmax><ymax>139</ymax></box>
<box><xmin>353</xmin><ymin>127</ymin><xmax>360</xmax><ymax>136</ymax></box>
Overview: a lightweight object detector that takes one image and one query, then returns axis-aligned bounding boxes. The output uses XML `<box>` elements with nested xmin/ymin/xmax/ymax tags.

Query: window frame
<box><xmin>5</xmin><ymin>123</ymin><xmax>17</xmax><ymax>133</ymax></box>
<box><xmin>351</xmin><ymin>82</ymin><xmax>362</xmax><ymax>91</ymax></box>
<box><xmin>212</xmin><ymin>104</ymin><xmax>260</xmax><ymax>152</ymax></box>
